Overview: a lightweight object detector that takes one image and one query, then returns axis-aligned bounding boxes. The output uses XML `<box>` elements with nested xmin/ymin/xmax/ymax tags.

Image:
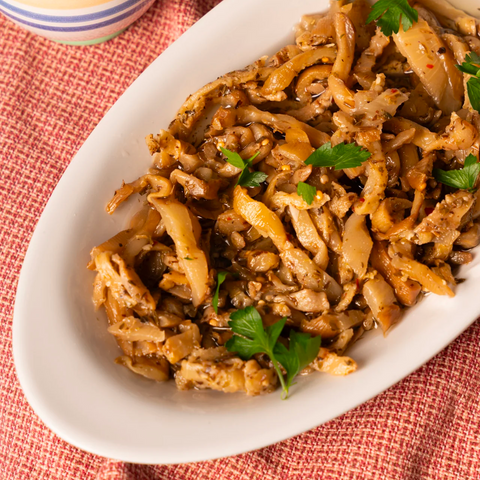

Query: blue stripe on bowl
<box><xmin>0</xmin><ymin>0</ymin><xmax>151</xmax><ymax>32</ymax></box>
<box><xmin>0</xmin><ymin>0</ymin><xmax>140</xmax><ymax>23</ymax></box>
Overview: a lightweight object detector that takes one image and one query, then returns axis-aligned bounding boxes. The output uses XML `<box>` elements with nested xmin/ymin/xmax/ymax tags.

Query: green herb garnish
<box><xmin>212</xmin><ymin>271</ymin><xmax>228</xmax><ymax>314</ymax></box>
<box><xmin>225</xmin><ymin>306</ymin><xmax>321</xmax><ymax>398</ymax></box>
<box><xmin>433</xmin><ymin>154</ymin><xmax>480</xmax><ymax>192</ymax></box>
<box><xmin>220</xmin><ymin>147</ymin><xmax>268</xmax><ymax>187</ymax></box>
<box><xmin>297</xmin><ymin>182</ymin><xmax>317</xmax><ymax>205</ymax></box>
<box><xmin>456</xmin><ymin>52</ymin><xmax>480</xmax><ymax>76</ymax></box>
<box><xmin>456</xmin><ymin>52</ymin><xmax>480</xmax><ymax>112</ymax></box>
<box><xmin>366</xmin><ymin>0</ymin><xmax>418</xmax><ymax>37</ymax></box>
<box><xmin>273</xmin><ymin>330</ymin><xmax>322</xmax><ymax>395</ymax></box>
<box><xmin>184</xmin><ymin>256</ymin><xmax>193</xmax><ymax>260</ymax></box>
<box><xmin>305</xmin><ymin>142</ymin><xmax>371</xmax><ymax>170</ymax></box>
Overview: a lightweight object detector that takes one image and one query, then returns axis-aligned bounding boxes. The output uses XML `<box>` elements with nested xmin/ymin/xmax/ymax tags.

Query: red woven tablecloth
<box><xmin>1</xmin><ymin>1</ymin><xmax>480</xmax><ymax>478</ymax></box>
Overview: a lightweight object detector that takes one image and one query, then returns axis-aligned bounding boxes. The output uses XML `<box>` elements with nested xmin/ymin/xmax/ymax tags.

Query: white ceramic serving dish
<box><xmin>13</xmin><ymin>0</ymin><xmax>480</xmax><ymax>465</ymax></box>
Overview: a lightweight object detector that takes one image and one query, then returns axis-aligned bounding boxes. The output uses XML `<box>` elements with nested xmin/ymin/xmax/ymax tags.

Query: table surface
<box><xmin>1</xmin><ymin>1</ymin><xmax>480</xmax><ymax>478</ymax></box>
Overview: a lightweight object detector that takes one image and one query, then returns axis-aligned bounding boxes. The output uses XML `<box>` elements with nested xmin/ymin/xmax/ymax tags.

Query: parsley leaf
<box><xmin>467</xmin><ymin>77</ymin><xmax>480</xmax><ymax>112</ymax></box>
<box><xmin>433</xmin><ymin>154</ymin><xmax>480</xmax><ymax>192</ymax></box>
<box><xmin>212</xmin><ymin>271</ymin><xmax>228</xmax><ymax>314</ymax></box>
<box><xmin>274</xmin><ymin>331</ymin><xmax>322</xmax><ymax>397</ymax></box>
<box><xmin>219</xmin><ymin>147</ymin><xmax>245</xmax><ymax>169</ymax></box>
<box><xmin>456</xmin><ymin>52</ymin><xmax>480</xmax><ymax>76</ymax></box>
<box><xmin>238</xmin><ymin>170</ymin><xmax>269</xmax><ymax>188</ymax></box>
<box><xmin>226</xmin><ymin>308</ymin><xmax>287</xmax><ymax>391</ymax></box>
<box><xmin>305</xmin><ymin>142</ymin><xmax>371</xmax><ymax>170</ymax></box>
<box><xmin>297</xmin><ymin>182</ymin><xmax>317</xmax><ymax>205</ymax></box>
<box><xmin>456</xmin><ymin>52</ymin><xmax>480</xmax><ymax>112</ymax></box>
<box><xmin>227</xmin><ymin>307</ymin><xmax>285</xmax><ymax>359</ymax></box>
<box><xmin>225</xmin><ymin>306</ymin><xmax>322</xmax><ymax>398</ymax></box>
<box><xmin>366</xmin><ymin>0</ymin><xmax>418</xmax><ymax>37</ymax></box>
<box><xmin>220</xmin><ymin>147</ymin><xmax>265</xmax><ymax>187</ymax></box>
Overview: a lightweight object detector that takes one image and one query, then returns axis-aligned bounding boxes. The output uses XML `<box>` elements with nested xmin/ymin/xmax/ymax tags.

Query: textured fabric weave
<box><xmin>1</xmin><ymin>1</ymin><xmax>480</xmax><ymax>479</ymax></box>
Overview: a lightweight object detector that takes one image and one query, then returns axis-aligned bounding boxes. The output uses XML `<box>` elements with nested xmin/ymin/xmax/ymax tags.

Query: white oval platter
<box><xmin>13</xmin><ymin>0</ymin><xmax>480</xmax><ymax>465</ymax></box>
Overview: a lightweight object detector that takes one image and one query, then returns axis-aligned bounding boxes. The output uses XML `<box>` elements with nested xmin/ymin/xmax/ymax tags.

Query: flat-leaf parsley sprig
<box><xmin>220</xmin><ymin>147</ymin><xmax>268</xmax><ymax>187</ymax></box>
<box><xmin>456</xmin><ymin>52</ymin><xmax>480</xmax><ymax>112</ymax></box>
<box><xmin>305</xmin><ymin>142</ymin><xmax>371</xmax><ymax>170</ymax></box>
<box><xmin>225</xmin><ymin>306</ymin><xmax>321</xmax><ymax>398</ymax></box>
<box><xmin>366</xmin><ymin>0</ymin><xmax>418</xmax><ymax>37</ymax></box>
<box><xmin>433</xmin><ymin>154</ymin><xmax>480</xmax><ymax>192</ymax></box>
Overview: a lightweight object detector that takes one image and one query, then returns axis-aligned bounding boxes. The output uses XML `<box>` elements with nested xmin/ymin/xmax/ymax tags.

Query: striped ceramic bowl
<box><xmin>0</xmin><ymin>0</ymin><xmax>155</xmax><ymax>45</ymax></box>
